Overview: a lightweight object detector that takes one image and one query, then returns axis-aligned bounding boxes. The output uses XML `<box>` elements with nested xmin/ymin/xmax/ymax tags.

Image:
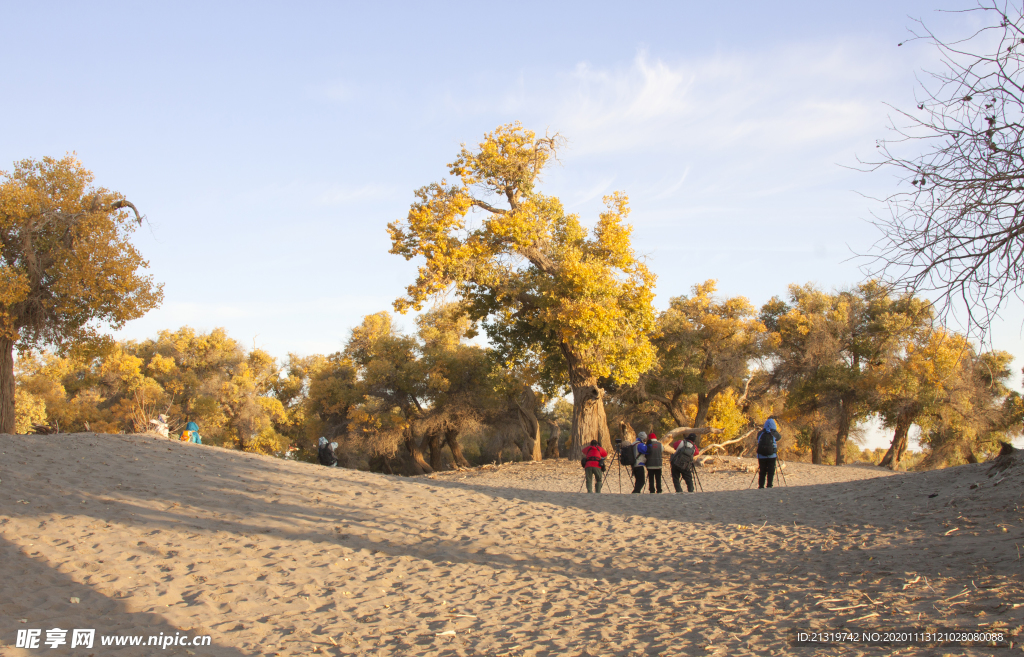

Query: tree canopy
<box><xmin>0</xmin><ymin>156</ymin><xmax>162</xmax><ymax>432</ymax></box>
<box><xmin>633</xmin><ymin>280</ymin><xmax>768</xmax><ymax>431</ymax></box>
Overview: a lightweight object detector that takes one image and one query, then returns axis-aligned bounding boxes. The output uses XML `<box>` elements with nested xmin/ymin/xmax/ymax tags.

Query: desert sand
<box><xmin>1</xmin><ymin>433</ymin><xmax>1022</xmax><ymax>656</ymax></box>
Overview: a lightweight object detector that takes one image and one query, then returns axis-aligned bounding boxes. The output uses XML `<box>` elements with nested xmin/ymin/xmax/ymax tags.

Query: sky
<box><xmin>3</xmin><ymin>0</ymin><xmax>1018</xmax><ymax>448</ymax></box>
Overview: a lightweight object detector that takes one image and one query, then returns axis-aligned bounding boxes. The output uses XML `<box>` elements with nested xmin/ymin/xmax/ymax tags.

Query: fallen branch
<box><xmin>702</xmin><ymin>429</ymin><xmax>756</xmax><ymax>454</ymax></box>
<box><xmin>663</xmin><ymin>426</ymin><xmax>726</xmax><ymax>441</ymax></box>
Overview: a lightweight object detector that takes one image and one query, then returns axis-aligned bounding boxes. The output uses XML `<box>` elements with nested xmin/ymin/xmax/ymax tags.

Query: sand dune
<box><xmin>1</xmin><ymin>433</ymin><xmax>1022</xmax><ymax>656</ymax></box>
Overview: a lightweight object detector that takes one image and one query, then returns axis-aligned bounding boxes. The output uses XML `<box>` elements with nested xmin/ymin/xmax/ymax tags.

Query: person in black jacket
<box><xmin>645</xmin><ymin>436</ymin><xmax>665</xmax><ymax>493</ymax></box>
<box><xmin>318</xmin><ymin>437</ymin><xmax>338</xmax><ymax>467</ymax></box>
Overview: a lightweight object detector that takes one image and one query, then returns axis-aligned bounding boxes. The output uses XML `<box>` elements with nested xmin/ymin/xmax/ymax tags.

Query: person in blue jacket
<box><xmin>629</xmin><ymin>432</ymin><xmax>649</xmax><ymax>494</ymax></box>
<box><xmin>181</xmin><ymin>421</ymin><xmax>202</xmax><ymax>444</ymax></box>
<box><xmin>757</xmin><ymin>418</ymin><xmax>781</xmax><ymax>488</ymax></box>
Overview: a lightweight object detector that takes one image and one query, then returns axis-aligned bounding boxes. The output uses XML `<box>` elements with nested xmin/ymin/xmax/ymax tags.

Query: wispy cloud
<box><xmin>315</xmin><ymin>182</ymin><xmax>394</xmax><ymax>207</ymax></box>
<box><xmin>566</xmin><ymin>176</ymin><xmax>616</xmax><ymax>209</ymax></box>
<box><xmin>231</xmin><ymin>180</ymin><xmax>395</xmax><ymax>210</ymax></box>
<box><xmin>551</xmin><ymin>45</ymin><xmax>898</xmax><ymax>158</ymax></box>
<box><xmin>314</xmin><ymin>80</ymin><xmax>356</xmax><ymax>103</ymax></box>
<box><xmin>652</xmin><ymin>167</ymin><xmax>690</xmax><ymax>200</ymax></box>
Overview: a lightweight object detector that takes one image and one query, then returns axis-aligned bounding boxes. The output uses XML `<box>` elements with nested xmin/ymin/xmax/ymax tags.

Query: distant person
<box><xmin>756</xmin><ymin>418</ymin><xmax>781</xmax><ymax>489</ymax></box>
<box><xmin>149</xmin><ymin>414</ymin><xmax>169</xmax><ymax>439</ymax></box>
<box><xmin>645</xmin><ymin>434</ymin><xmax>664</xmax><ymax>493</ymax></box>
<box><xmin>318</xmin><ymin>437</ymin><xmax>338</xmax><ymax>467</ymax></box>
<box><xmin>581</xmin><ymin>439</ymin><xmax>607</xmax><ymax>493</ymax></box>
<box><xmin>629</xmin><ymin>432</ymin><xmax>649</xmax><ymax>494</ymax></box>
<box><xmin>670</xmin><ymin>433</ymin><xmax>700</xmax><ymax>493</ymax></box>
<box><xmin>180</xmin><ymin>421</ymin><xmax>202</xmax><ymax>444</ymax></box>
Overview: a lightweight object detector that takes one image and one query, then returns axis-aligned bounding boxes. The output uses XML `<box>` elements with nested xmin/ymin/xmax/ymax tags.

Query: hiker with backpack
<box><xmin>644</xmin><ymin>434</ymin><xmax>665</xmax><ymax>493</ymax></box>
<box><xmin>581</xmin><ymin>439</ymin><xmax>608</xmax><ymax>493</ymax></box>
<box><xmin>669</xmin><ymin>433</ymin><xmax>700</xmax><ymax>493</ymax></box>
<box><xmin>621</xmin><ymin>432</ymin><xmax>649</xmax><ymax>494</ymax></box>
<box><xmin>318</xmin><ymin>437</ymin><xmax>338</xmax><ymax>467</ymax></box>
<box><xmin>756</xmin><ymin>418</ymin><xmax>781</xmax><ymax>488</ymax></box>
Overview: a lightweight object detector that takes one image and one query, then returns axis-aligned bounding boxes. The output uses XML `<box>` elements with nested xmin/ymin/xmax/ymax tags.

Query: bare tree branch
<box><xmin>862</xmin><ymin>1</ymin><xmax>1024</xmax><ymax>336</ymax></box>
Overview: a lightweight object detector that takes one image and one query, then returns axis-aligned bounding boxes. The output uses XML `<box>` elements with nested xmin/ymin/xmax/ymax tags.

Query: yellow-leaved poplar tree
<box><xmin>388</xmin><ymin>123</ymin><xmax>656</xmax><ymax>457</ymax></box>
<box><xmin>0</xmin><ymin>156</ymin><xmax>163</xmax><ymax>433</ymax></box>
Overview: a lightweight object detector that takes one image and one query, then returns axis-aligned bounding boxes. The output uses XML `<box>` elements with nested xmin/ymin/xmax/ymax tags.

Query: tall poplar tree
<box><xmin>636</xmin><ymin>280</ymin><xmax>768</xmax><ymax>429</ymax></box>
<box><xmin>0</xmin><ymin>156</ymin><xmax>162</xmax><ymax>433</ymax></box>
<box><xmin>388</xmin><ymin>123</ymin><xmax>656</xmax><ymax>458</ymax></box>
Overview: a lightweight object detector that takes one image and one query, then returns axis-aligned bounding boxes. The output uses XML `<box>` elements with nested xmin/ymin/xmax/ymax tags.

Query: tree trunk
<box><xmin>563</xmin><ymin>344</ymin><xmax>609</xmax><ymax>460</ymax></box>
<box><xmin>810</xmin><ymin>426</ymin><xmax>824</xmax><ymax>465</ymax></box>
<box><xmin>507</xmin><ymin>425</ymin><xmax>527</xmax><ymax>460</ymax></box>
<box><xmin>443</xmin><ymin>426</ymin><xmax>471</xmax><ymax>468</ymax></box>
<box><xmin>650</xmin><ymin>393</ymin><xmax>691</xmax><ymax>428</ymax></box>
<box><xmin>0</xmin><ymin>337</ymin><xmax>14</xmax><ymax>434</ymax></box>
<box><xmin>569</xmin><ymin>383</ymin><xmax>605</xmax><ymax>460</ymax></box>
<box><xmin>694</xmin><ymin>392</ymin><xmax>712</xmax><ymax>428</ymax></box>
<box><xmin>879</xmin><ymin>414</ymin><xmax>912</xmax><ymax>470</ymax></box>
<box><xmin>513</xmin><ymin>388</ymin><xmax>544</xmax><ymax>462</ymax></box>
<box><xmin>425</xmin><ymin>428</ymin><xmax>444</xmax><ymax>471</ymax></box>
<box><xmin>404</xmin><ymin>426</ymin><xmax>433</xmax><ymax>475</ymax></box>
<box><xmin>543</xmin><ymin>421</ymin><xmax>561</xmax><ymax>459</ymax></box>
<box><xmin>596</xmin><ymin>398</ymin><xmax>612</xmax><ymax>451</ymax></box>
<box><xmin>835</xmin><ymin>396</ymin><xmax>854</xmax><ymax>466</ymax></box>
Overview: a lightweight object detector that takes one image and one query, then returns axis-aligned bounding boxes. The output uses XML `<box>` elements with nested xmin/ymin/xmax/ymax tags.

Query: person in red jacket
<box><xmin>670</xmin><ymin>433</ymin><xmax>700</xmax><ymax>493</ymax></box>
<box><xmin>582</xmin><ymin>439</ymin><xmax>608</xmax><ymax>493</ymax></box>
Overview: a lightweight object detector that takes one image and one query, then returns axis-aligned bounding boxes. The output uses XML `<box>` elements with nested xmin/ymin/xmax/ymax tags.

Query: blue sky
<box><xmin>3</xmin><ymin>1</ymin><xmax>1015</xmax><ymax>447</ymax></box>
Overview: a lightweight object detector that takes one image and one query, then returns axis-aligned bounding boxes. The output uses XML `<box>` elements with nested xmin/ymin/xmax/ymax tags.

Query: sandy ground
<box><xmin>0</xmin><ymin>433</ymin><xmax>1022</xmax><ymax>657</ymax></box>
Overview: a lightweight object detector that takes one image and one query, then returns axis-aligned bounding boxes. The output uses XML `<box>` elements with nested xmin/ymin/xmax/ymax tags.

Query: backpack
<box><xmin>757</xmin><ymin>430</ymin><xmax>776</xmax><ymax>457</ymax></box>
<box><xmin>618</xmin><ymin>442</ymin><xmax>636</xmax><ymax>467</ymax></box>
<box><xmin>670</xmin><ymin>440</ymin><xmax>695</xmax><ymax>469</ymax></box>
<box><xmin>581</xmin><ymin>446</ymin><xmax>606</xmax><ymax>470</ymax></box>
<box><xmin>318</xmin><ymin>442</ymin><xmax>338</xmax><ymax>467</ymax></box>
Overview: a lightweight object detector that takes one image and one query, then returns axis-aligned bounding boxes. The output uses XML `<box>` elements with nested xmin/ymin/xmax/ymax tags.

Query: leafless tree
<box><xmin>865</xmin><ymin>1</ymin><xmax>1024</xmax><ymax>333</ymax></box>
